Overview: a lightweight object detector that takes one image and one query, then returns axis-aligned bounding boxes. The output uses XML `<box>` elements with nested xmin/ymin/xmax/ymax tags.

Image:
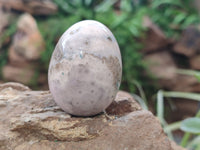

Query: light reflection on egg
<box><xmin>48</xmin><ymin>20</ymin><xmax>122</xmax><ymax>116</ymax></box>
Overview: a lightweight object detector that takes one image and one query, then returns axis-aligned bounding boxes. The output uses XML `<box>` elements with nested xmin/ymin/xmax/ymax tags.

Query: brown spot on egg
<box><xmin>84</xmin><ymin>69</ymin><xmax>89</xmax><ymax>74</ymax></box>
<box><xmin>78</xmin><ymin>68</ymin><xmax>83</xmax><ymax>73</ymax></box>
<box><xmin>107</xmin><ymin>36</ymin><xmax>112</xmax><ymax>42</ymax></box>
<box><xmin>52</xmin><ymin>45</ymin><xmax>62</xmax><ymax>61</ymax></box>
<box><xmin>104</xmin><ymin>56</ymin><xmax>121</xmax><ymax>89</ymax></box>
<box><xmin>88</xmin><ymin>53</ymin><xmax>121</xmax><ymax>90</ymax></box>
<box><xmin>69</xmin><ymin>28</ymin><xmax>80</xmax><ymax>35</ymax></box>
<box><xmin>54</xmin><ymin>63</ymin><xmax>61</xmax><ymax>71</ymax></box>
<box><xmin>69</xmin><ymin>31</ymin><xmax>74</xmax><ymax>35</ymax></box>
<box><xmin>68</xmin><ymin>101</ymin><xmax>73</xmax><ymax>106</ymax></box>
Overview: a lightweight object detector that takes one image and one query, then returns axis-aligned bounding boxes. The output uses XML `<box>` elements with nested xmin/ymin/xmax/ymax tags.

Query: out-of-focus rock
<box><xmin>172</xmin><ymin>75</ymin><xmax>200</xmax><ymax>93</ymax></box>
<box><xmin>142</xmin><ymin>16</ymin><xmax>170</xmax><ymax>53</ymax></box>
<box><xmin>38</xmin><ymin>73</ymin><xmax>48</xmax><ymax>84</ymax></box>
<box><xmin>144</xmin><ymin>50</ymin><xmax>200</xmax><ymax>92</ymax></box>
<box><xmin>8</xmin><ymin>46</ymin><xmax>27</xmax><ymax>67</ymax></box>
<box><xmin>190</xmin><ymin>55</ymin><xmax>200</xmax><ymax>70</ymax></box>
<box><xmin>173</xmin><ymin>26</ymin><xmax>200</xmax><ymax>57</ymax></box>
<box><xmin>2</xmin><ymin>13</ymin><xmax>45</xmax><ymax>86</ymax></box>
<box><xmin>144</xmin><ymin>51</ymin><xmax>177</xmax><ymax>89</ymax></box>
<box><xmin>0</xmin><ymin>0</ymin><xmax>57</xmax><ymax>15</ymax></box>
<box><xmin>0</xmin><ymin>9</ymin><xmax>14</xmax><ymax>48</ymax></box>
<box><xmin>194</xmin><ymin>0</ymin><xmax>200</xmax><ymax>14</ymax></box>
<box><xmin>170</xmin><ymin>140</ymin><xmax>186</xmax><ymax>150</ymax></box>
<box><xmin>0</xmin><ymin>9</ymin><xmax>10</xmax><ymax>35</ymax></box>
<box><xmin>9</xmin><ymin>13</ymin><xmax>45</xmax><ymax>64</ymax></box>
<box><xmin>2</xmin><ymin>65</ymin><xmax>35</xmax><ymax>84</ymax></box>
<box><xmin>169</xmin><ymin>99</ymin><xmax>198</xmax><ymax>122</ymax></box>
<box><xmin>0</xmin><ymin>82</ymin><xmax>184</xmax><ymax>150</ymax></box>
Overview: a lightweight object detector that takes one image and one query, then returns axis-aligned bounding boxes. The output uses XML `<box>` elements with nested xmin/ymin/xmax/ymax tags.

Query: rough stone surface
<box><xmin>170</xmin><ymin>141</ymin><xmax>186</xmax><ymax>150</ymax></box>
<box><xmin>0</xmin><ymin>82</ymin><xmax>185</xmax><ymax>150</ymax></box>
<box><xmin>0</xmin><ymin>0</ymin><xmax>57</xmax><ymax>15</ymax></box>
<box><xmin>142</xmin><ymin>16</ymin><xmax>170</xmax><ymax>53</ymax></box>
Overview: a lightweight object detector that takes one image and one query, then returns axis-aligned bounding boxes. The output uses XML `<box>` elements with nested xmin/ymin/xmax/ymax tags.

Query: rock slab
<box><xmin>0</xmin><ymin>0</ymin><xmax>57</xmax><ymax>15</ymax></box>
<box><xmin>0</xmin><ymin>82</ymin><xmax>185</xmax><ymax>150</ymax></box>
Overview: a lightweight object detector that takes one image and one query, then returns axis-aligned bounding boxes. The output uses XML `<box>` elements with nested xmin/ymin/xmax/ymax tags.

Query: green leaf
<box><xmin>152</xmin><ymin>0</ymin><xmax>182</xmax><ymax>8</ymax></box>
<box><xmin>195</xmin><ymin>74</ymin><xmax>200</xmax><ymax>82</ymax></box>
<box><xmin>157</xmin><ymin>90</ymin><xmax>164</xmax><ymax>124</ymax></box>
<box><xmin>95</xmin><ymin>0</ymin><xmax>116</xmax><ymax>13</ymax></box>
<box><xmin>186</xmin><ymin>136</ymin><xmax>200</xmax><ymax>149</ymax></box>
<box><xmin>180</xmin><ymin>118</ymin><xmax>200</xmax><ymax>134</ymax></box>
<box><xmin>183</xmin><ymin>15</ymin><xmax>199</xmax><ymax>27</ymax></box>
<box><xmin>177</xmin><ymin>69</ymin><xmax>200</xmax><ymax>82</ymax></box>
<box><xmin>84</xmin><ymin>0</ymin><xmax>92</xmax><ymax>6</ymax></box>
<box><xmin>54</xmin><ymin>0</ymin><xmax>75</xmax><ymax>14</ymax></box>
<box><xmin>120</xmin><ymin>0</ymin><xmax>132</xmax><ymax>12</ymax></box>
<box><xmin>110</xmin><ymin>13</ymin><xmax>128</xmax><ymax>29</ymax></box>
<box><xmin>173</xmin><ymin>13</ymin><xmax>186</xmax><ymax>24</ymax></box>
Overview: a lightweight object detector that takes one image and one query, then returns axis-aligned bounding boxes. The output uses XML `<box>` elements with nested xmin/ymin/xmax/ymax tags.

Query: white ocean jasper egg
<box><xmin>48</xmin><ymin>20</ymin><xmax>122</xmax><ymax>116</ymax></box>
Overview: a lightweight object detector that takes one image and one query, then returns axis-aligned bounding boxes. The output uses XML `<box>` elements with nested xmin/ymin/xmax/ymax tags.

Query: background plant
<box><xmin>150</xmin><ymin>0</ymin><xmax>200</xmax><ymax>38</ymax></box>
<box><xmin>36</xmin><ymin>0</ymin><xmax>200</xmax><ymax>93</ymax></box>
<box><xmin>156</xmin><ymin>70</ymin><xmax>200</xmax><ymax>149</ymax></box>
<box><xmin>0</xmin><ymin>22</ymin><xmax>17</xmax><ymax>78</ymax></box>
<box><xmin>1</xmin><ymin>0</ymin><xmax>199</xmax><ymax>92</ymax></box>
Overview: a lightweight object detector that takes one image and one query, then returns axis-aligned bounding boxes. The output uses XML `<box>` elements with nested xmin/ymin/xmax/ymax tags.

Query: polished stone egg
<box><xmin>48</xmin><ymin>20</ymin><xmax>122</xmax><ymax>116</ymax></box>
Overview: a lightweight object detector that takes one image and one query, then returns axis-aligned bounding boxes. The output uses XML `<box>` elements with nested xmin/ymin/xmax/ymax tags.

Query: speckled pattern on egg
<box><xmin>48</xmin><ymin>20</ymin><xmax>122</xmax><ymax>116</ymax></box>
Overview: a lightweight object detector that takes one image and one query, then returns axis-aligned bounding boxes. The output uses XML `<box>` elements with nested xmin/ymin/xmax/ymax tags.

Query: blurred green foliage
<box><xmin>37</xmin><ymin>0</ymin><xmax>200</xmax><ymax>93</ymax></box>
<box><xmin>37</xmin><ymin>0</ymin><xmax>150</xmax><ymax>93</ymax></box>
<box><xmin>1</xmin><ymin>0</ymin><xmax>200</xmax><ymax>92</ymax></box>
<box><xmin>151</xmin><ymin>0</ymin><xmax>200</xmax><ymax>38</ymax></box>
<box><xmin>0</xmin><ymin>22</ymin><xmax>17</xmax><ymax>78</ymax></box>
